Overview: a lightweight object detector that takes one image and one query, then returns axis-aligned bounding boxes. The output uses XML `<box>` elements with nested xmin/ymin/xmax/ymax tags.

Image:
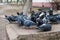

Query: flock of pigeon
<box><xmin>5</xmin><ymin>8</ymin><xmax>60</xmax><ymax>32</ymax></box>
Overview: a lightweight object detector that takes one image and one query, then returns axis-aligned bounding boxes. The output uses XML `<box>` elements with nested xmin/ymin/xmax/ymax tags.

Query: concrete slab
<box><xmin>6</xmin><ymin>23</ymin><xmax>60</xmax><ymax>40</ymax></box>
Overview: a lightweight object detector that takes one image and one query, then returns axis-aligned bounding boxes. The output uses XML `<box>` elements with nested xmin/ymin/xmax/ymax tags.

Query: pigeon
<box><xmin>39</xmin><ymin>11</ymin><xmax>46</xmax><ymax>19</ymax></box>
<box><xmin>11</xmin><ymin>15</ymin><xmax>17</xmax><ymax>20</ymax></box>
<box><xmin>42</xmin><ymin>14</ymin><xmax>50</xmax><ymax>24</ymax></box>
<box><xmin>54</xmin><ymin>14</ymin><xmax>60</xmax><ymax>21</ymax></box>
<box><xmin>17</xmin><ymin>12</ymin><xmax>28</xmax><ymax>25</ymax></box>
<box><xmin>17</xmin><ymin>12</ymin><xmax>23</xmax><ymax>15</ymax></box>
<box><xmin>24</xmin><ymin>19</ymin><xmax>36</xmax><ymax>28</ymax></box>
<box><xmin>38</xmin><ymin>23</ymin><xmax>52</xmax><ymax>31</ymax></box>
<box><xmin>30</xmin><ymin>11</ymin><xmax>36</xmax><ymax>22</ymax></box>
<box><xmin>17</xmin><ymin>14</ymin><xmax>24</xmax><ymax>25</ymax></box>
<box><xmin>47</xmin><ymin>15</ymin><xmax>58</xmax><ymax>23</ymax></box>
<box><xmin>5</xmin><ymin>15</ymin><xmax>17</xmax><ymax>23</ymax></box>
<box><xmin>35</xmin><ymin>12</ymin><xmax>39</xmax><ymax>19</ymax></box>
<box><xmin>36</xmin><ymin>18</ymin><xmax>43</xmax><ymax>26</ymax></box>
<box><xmin>48</xmin><ymin>7</ymin><xmax>53</xmax><ymax>16</ymax></box>
<box><xmin>36</xmin><ymin>11</ymin><xmax>46</xmax><ymax>26</ymax></box>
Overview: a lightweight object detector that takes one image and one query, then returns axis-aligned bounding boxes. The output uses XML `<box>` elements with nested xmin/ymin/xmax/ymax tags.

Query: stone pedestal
<box><xmin>6</xmin><ymin>23</ymin><xmax>60</xmax><ymax>40</ymax></box>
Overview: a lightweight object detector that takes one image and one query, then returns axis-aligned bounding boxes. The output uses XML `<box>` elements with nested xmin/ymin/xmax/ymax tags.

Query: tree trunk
<box><xmin>29</xmin><ymin>0</ymin><xmax>32</xmax><ymax>13</ymax></box>
<box><xmin>23</xmin><ymin>0</ymin><xmax>32</xmax><ymax>15</ymax></box>
<box><xmin>0</xmin><ymin>0</ymin><xmax>3</xmax><ymax>3</ymax></box>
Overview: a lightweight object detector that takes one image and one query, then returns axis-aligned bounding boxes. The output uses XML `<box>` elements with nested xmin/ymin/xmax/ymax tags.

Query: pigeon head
<box><xmin>17</xmin><ymin>12</ymin><xmax>23</xmax><ymax>15</ymax></box>
<box><xmin>5</xmin><ymin>15</ymin><xmax>7</xmax><ymax>17</ymax></box>
<box><xmin>31</xmin><ymin>11</ymin><xmax>35</xmax><ymax>15</ymax></box>
<box><xmin>17</xmin><ymin>12</ymin><xmax>20</xmax><ymax>15</ymax></box>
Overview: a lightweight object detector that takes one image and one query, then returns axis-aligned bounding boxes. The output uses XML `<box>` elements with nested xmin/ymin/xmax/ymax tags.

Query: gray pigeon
<box><xmin>38</xmin><ymin>23</ymin><xmax>52</xmax><ymax>31</ymax></box>
<box><xmin>5</xmin><ymin>15</ymin><xmax>17</xmax><ymax>23</ymax></box>
<box><xmin>24</xmin><ymin>19</ymin><xmax>36</xmax><ymax>28</ymax></box>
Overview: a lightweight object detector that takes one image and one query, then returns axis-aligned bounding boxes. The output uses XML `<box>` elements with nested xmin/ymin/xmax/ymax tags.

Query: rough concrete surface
<box><xmin>6</xmin><ymin>23</ymin><xmax>60</xmax><ymax>40</ymax></box>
